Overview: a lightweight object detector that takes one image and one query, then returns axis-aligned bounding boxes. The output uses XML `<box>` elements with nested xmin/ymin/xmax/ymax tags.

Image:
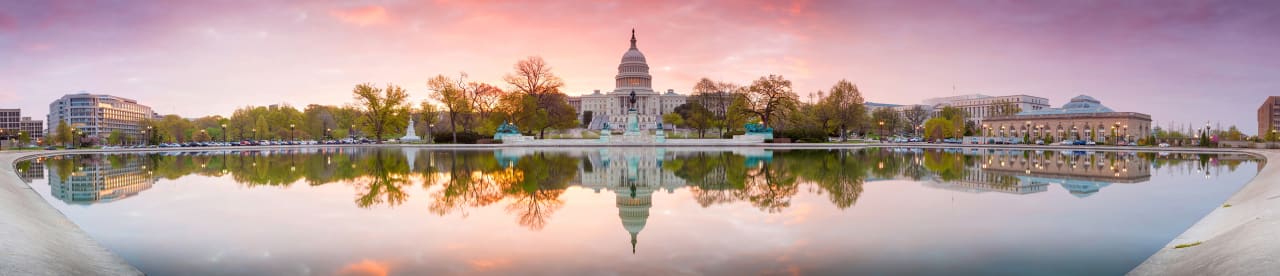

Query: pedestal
<box><xmin>599</xmin><ymin>130</ymin><xmax>611</xmax><ymax>142</ymax></box>
<box><xmin>624</xmin><ymin>109</ymin><xmax>641</xmax><ymax>136</ymax></box>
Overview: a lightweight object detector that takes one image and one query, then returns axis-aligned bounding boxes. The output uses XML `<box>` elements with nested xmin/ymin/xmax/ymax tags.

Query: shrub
<box><xmin>775</xmin><ymin>129</ymin><xmax>827</xmax><ymax>143</ymax></box>
<box><xmin>433</xmin><ymin>132</ymin><xmax>484</xmax><ymax>144</ymax></box>
<box><xmin>721</xmin><ymin>130</ymin><xmax>746</xmax><ymax>139</ymax></box>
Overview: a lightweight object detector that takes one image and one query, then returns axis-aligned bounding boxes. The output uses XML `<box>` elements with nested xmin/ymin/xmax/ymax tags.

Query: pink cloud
<box><xmin>329</xmin><ymin>5</ymin><xmax>390</xmax><ymax>26</ymax></box>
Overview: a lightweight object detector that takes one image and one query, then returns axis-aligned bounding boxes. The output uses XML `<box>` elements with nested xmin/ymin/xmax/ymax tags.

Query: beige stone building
<box><xmin>570</xmin><ymin>30</ymin><xmax>687</xmax><ymax>130</ymax></box>
<box><xmin>981</xmin><ymin>95</ymin><xmax>1152</xmax><ymax>143</ymax></box>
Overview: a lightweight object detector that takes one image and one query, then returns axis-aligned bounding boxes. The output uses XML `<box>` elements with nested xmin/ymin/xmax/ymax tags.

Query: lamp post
<box><xmin>251</xmin><ymin>128</ymin><xmax>257</xmax><ymax>141</ymax></box>
<box><xmin>200</xmin><ymin>129</ymin><xmax>207</xmax><ymax>142</ymax></box>
<box><xmin>221</xmin><ymin>123</ymin><xmax>227</xmax><ymax>142</ymax></box>
<box><xmin>289</xmin><ymin>124</ymin><xmax>296</xmax><ymax>142</ymax></box>
<box><xmin>146</xmin><ymin>126</ymin><xmax>153</xmax><ymax>146</ymax></box>
<box><xmin>140</xmin><ymin>130</ymin><xmax>146</xmax><ymax>146</ymax></box>
<box><xmin>878</xmin><ymin>121</ymin><xmax>885</xmax><ymax>141</ymax></box>
<box><xmin>428</xmin><ymin>124</ymin><xmax>434</xmax><ymax>144</ymax></box>
<box><xmin>325</xmin><ymin>128</ymin><xmax>332</xmax><ymax>140</ymax></box>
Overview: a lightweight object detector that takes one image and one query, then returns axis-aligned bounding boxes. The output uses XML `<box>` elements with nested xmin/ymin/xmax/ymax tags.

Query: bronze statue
<box><xmin>628</xmin><ymin>90</ymin><xmax>637</xmax><ymax>110</ymax></box>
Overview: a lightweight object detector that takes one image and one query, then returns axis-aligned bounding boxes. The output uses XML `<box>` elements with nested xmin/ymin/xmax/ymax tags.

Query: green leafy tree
<box><xmin>17</xmin><ymin>131</ymin><xmax>30</xmax><ymax>146</ymax></box>
<box><xmin>819</xmin><ymin>79</ymin><xmax>866</xmax><ymax>141</ymax></box>
<box><xmin>924</xmin><ymin>118</ymin><xmax>956</xmax><ymax>140</ymax></box>
<box><xmin>352</xmin><ymin>83</ymin><xmax>411</xmax><ymax>143</ymax></box>
<box><xmin>938</xmin><ymin>106</ymin><xmax>967</xmax><ymax>138</ymax></box>
<box><xmin>55</xmin><ymin>120</ymin><xmax>73</xmax><ymax>147</ymax></box>
<box><xmin>108</xmin><ymin>130</ymin><xmax>125</xmax><ymax>145</ymax></box>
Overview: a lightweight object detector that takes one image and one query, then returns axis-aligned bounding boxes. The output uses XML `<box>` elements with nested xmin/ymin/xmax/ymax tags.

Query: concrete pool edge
<box><xmin>0</xmin><ymin>151</ymin><xmax>142</xmax><ymax>276</ymax></box>
<box><xmin>1128</xmin><ymin>149</ymin><xmax>1280</xmax><ymax>275</ymax></box>
<box><xmin>1</xmin><ymin>145</ymin><xmax>1271</xmax><ymax>274</ymax></box>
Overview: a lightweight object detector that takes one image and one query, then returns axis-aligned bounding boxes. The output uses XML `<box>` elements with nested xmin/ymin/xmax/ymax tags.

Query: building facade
<box><xmin>981</xmin><ymin>95</ymin><xmax>1152</xmax><ymax>143</ymax></box>
<box><xmin>46</xmin><ymin>155</ymin><xmax>155</xmax><ymax>205</ymax></box>
<box><xmin>571</xmin><ymin>30</ymin><xmax>687</xmax><ymax>130</ymax></box>
<box><xmin>47</xmin><ymin>93</ymin><xmax>156</xmax><ymax>140</ymax></box>
<box><xmin>1258</xmin><ymin>96</ymin><xmax>1280</xmax><ymax>136</ymax></box>
<box><xmin>924</xmin><ymin>94</ymin><xmax>1051</xmax><ymax>123</ymax></box>
<box><xmin>0</xmin><ymin>108</ymin><xmax>45</xmax><ymax>144</ymax></box>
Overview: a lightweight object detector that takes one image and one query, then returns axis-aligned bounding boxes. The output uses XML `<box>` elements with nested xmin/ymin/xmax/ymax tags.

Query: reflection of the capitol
<box><xmin>43</xmin><ymin>155</ymin><xmax>156</xmax><ymax>205</ymax></box>
<box><xmin>495</xmin><ymin>148</ymin><xmax>773</xmax><ymax>253</ymax></box>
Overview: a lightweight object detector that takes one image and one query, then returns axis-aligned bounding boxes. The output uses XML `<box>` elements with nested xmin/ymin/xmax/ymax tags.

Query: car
<box><xmin>1059</xmin><ymin>140</ymin><xmax>1073</xmax><ymax>145</ymax></box>
<box><xmin>1072</xmin><ymin>140</ymin><xmax>1087</xmax><ymax>145</ymax></box>
<box><xmin>1158</xmin><ymin>143</ymin><xmax>1171</xmax><ymax>147</ymax></box>
<box><xmin>44</xmin><ymin>146</ymin><xmax>56</xmax><ymax>150</ymax></box>
<box><xmin>1035</xmin><ymin>140</ymin><xmax>1044</xmax><ymax>145</ymax></box>
<box><xmin>1086</xmin><ymin>141</ymin><xmax>1097</xmax><ymax>146</ymax></box>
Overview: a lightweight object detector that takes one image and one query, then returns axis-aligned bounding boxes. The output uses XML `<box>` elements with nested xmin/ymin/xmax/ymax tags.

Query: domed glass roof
<box><xmin>1018</xmin><ymin>94</ymin><xmax>1114</xmax><ymax>115</ymax></box>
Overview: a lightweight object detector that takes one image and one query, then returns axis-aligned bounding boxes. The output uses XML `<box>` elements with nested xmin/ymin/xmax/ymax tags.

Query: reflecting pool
<box><xmin>13</xmin><ymin>147</ymin><xmax>1260</xmax><ymax>275</ymax></box>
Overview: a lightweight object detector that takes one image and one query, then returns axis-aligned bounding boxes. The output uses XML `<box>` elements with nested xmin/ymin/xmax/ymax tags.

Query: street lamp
<box><xmin>221</xmin><ymin>124</ymin><xmax>227</xmax><ymax>142</ymax></box>
<box><xmin>325</xmin><ymin>128</ymin><xmax>332</xmax><ymax>140</ymax></box>
<box><xmin>289</xmin><ymin>124</ymin><xmax>296</xmax><ymax>142</ymax></box>
<box><xmin>146</xmin><ymin>126</ymin><xmax>153</xmax><ymax>146</ymax></box>
<box><xmin>428</xmin><ymin>124</ymin><xmax>434</xmax><ymax>144</ymax></box>
<box><xmin>878</xmin><ymin>121</ymin><xmax>885</xmax><ymax>140</ymax></box>
<box><xmin>140</xmin><ymin>130</ymin><xmax>146</xmax><ymax>146</ymax></box>
<box><xmin>200</xmin><ymin>129</ymin><xmax>207</xmax><ymax>142</ymax></box>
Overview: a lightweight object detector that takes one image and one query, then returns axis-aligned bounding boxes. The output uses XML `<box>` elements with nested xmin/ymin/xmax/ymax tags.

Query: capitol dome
<box><xmin>615</xmin><ymin>29</ymin><xmax>653</xmax><ymax>90</ymax></box>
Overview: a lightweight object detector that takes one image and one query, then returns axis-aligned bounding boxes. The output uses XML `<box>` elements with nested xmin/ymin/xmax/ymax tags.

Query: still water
<box><xmin>13</xmin><ymin>147</ymin><xmax>1259</xmax><ymax>275</ymax></box>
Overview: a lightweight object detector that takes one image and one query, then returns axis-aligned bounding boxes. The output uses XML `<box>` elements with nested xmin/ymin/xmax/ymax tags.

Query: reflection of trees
<box><xmin>428</xmin><ymin>151</ymin><xmax>506</xmax><ymax>216</ymax></box>
<box><xmin>352</xmin><ymin>150</ymin><xmax>412</xmax><ymax>208</ymax></box>
<box><xmin>923</xmin><ymin>150</ymin><xmax>968</xmax><ymax>181</ymax></box>
<box><xmin>735</xmin><ymin>157</ymin><xmax>799</xmax><ymax>213</ymax></box>
<box><xmin>796</xmin><ymin>150</ymin><xmax>869</xmax><ymax>209</ymax></box>
<box><xmin>664</xmin><ymin>152</ymin><xmax>746</xmax><ymax>207</ymax></box>
<box><xmin>426</xmin><ymin>151</ymin><xmax>576</xmax><ymax>231</ymax></box>
<box><xmin>501</xmin><ymin>153</ymin><xmax>575</xmax><ymax>230</ymax></box>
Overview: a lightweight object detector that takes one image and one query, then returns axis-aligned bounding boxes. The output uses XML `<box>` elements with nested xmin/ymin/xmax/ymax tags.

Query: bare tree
<box><xmin>742</xmin><ymin>75</ymin><xmax>800</xmax><ymax>128</ymax></box>
<box><xmin>429</xmin><ymin>74</ymin><xmax>472</xmax><ymax>143</ymax></box>
<box><xmin>503</xmin><ymin>56</ymin><xmax>565</xmax><ymax>103</ymax></box>
<box><xmin>903</xmin><ymin>105</ymin><xmax>931</xmax><ymax>136</ymax></box>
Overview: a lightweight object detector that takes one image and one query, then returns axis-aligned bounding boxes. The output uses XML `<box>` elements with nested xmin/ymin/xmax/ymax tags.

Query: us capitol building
<box><xmin>569</xmin><ymin>30</ymin><xmax>687</xmax><ymax>131</ymax></box>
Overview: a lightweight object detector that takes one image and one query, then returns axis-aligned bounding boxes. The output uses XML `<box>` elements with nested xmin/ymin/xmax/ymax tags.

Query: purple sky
<box><xmin>2</xmin><ymin>0</ymin><xmax>1278</xmax><ymax>133</ymax></box>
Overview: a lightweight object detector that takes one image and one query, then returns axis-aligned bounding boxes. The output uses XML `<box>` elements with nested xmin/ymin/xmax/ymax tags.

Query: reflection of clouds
<box><xmin>336</xmin><ymin>259</ymin><xmax>390</xmax><ymax>276</ymax></box>
<box><xmin>467</xmin><ymin>258</ymin><xmax>512</xmax><ymax>271</ymax></box>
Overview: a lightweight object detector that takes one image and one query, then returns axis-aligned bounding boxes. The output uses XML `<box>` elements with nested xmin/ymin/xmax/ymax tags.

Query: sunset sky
<box><xmin>2</xmin><ymin>0</ymin><xmax>1278</xmax><ymax>133</ymax></box>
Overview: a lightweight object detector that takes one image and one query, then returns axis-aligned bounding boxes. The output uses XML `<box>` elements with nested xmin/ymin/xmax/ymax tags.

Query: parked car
<box><xmin>1072</xmin><ymin>140</ymin><xmax>1087</xmax><ymax>145</ymax></box>
<box><xmin>1086</xmin><ymin>141</ymin><xmax>1097</xmax><ymax>146</ymax></box>
<box><xmin>1158</xmin><ymin>143</ymin><xmax>1171</xmax><ymax>147</ymax></box>
<box><xmin>1035</xmin><ymin>140</ymin><xmax>1045</xmax><ymax>145</ymax></box>
<box><xmin>44</xmin><ymin>146</ymin><xmax>56</xmax><ymax>150</ymax></box>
